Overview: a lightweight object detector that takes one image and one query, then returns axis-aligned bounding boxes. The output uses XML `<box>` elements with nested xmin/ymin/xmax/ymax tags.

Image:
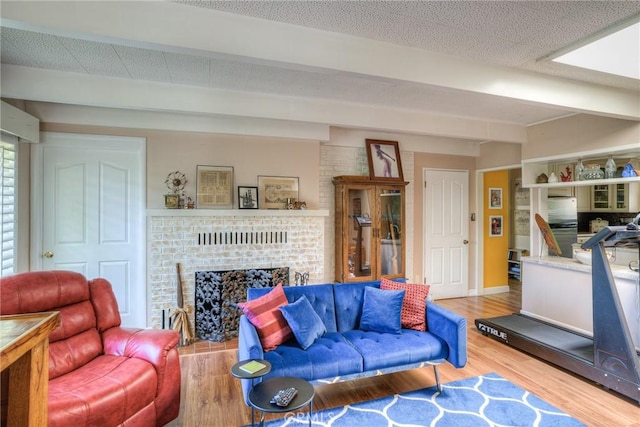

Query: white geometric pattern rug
<box><xmin>262</xmin><ymin>373</ymin><xmax>585</xmax><ymax>426</ymax></box>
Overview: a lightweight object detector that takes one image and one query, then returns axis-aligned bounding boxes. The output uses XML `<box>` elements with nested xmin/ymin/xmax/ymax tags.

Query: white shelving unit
<box><xmin>508</xmin><ymin>248</ymin><xmax>528</xmax><ymax>282</ymax></box>
<box><xmin>521</xmin><ymin>144</ymin><xmax>640</xmax><ymax>190</ymax></box>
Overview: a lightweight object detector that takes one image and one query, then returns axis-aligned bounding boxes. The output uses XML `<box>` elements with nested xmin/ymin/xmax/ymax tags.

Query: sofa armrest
<box><xmin>426</xmin><ymin>303</ymin><xmax>467</xmax><ymax>368</ymax></box>
<box><xmin>238</xmin><ymin>315</ymin><xmax>265</xmax><ymax>404</ymax></box>
<box><xmin>103</xmin><ymin>327</ymin><xmax>179</xmax><ymax>364</ymax></box>
<box><xmin>102</xmin><ymin>327</ymin><xmax>181</xmax><ymax>425</ymax></box>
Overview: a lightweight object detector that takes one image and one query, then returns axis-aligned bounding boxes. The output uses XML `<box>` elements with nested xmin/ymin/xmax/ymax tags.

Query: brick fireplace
<box><xmin>146</xmin><ymin>209</ymin><xmax>328</xmax><ymax>330</ymax></box>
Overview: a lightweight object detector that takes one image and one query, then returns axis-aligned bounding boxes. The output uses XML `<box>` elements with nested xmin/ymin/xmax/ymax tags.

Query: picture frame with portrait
<box><xmin>490</xmin><ymin>215</ymin><xmax>503</xmax><ymax>237</ymax></box>
<box><xmin>366</xmin><ymin>139</ymin><xmax>404</xmax><ymax>182</ymax></box>
<box><xmin>489</xmin><ymin>187</ymin><xmax>503</xmax><ymax>209</ymax></box>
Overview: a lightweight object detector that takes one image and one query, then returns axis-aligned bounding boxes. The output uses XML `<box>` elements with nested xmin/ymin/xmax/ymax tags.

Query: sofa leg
<box><xmin>433</xmin><ymin>365</ymin><xmax>443</xmax><ymax>393</ymax></box>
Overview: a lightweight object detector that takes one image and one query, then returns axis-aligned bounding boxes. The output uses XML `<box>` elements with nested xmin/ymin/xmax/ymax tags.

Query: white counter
<box><xmin>521</xmin><ymin>256</ymin><xmax>640</xmax><ymax>349</ymax></box>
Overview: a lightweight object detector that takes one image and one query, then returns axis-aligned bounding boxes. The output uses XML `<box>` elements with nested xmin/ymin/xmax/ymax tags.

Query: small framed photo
<box><xmin>366</xmin><ymin>139</ymin><xmax>404</xmax><ymax>182</ymax></box>
<box><xmin>489</xmin><ymin>188</ymin><xmax>502</xmax><ymax>209</ymax></box>
<box><xmin>196</xmin><ymin>165</ymin><xmax>234</xmax><ymax>209</ymax></box>
<box><xmin>238</xmin><ymin>186</ymin><xmax>258</xmax><ymax>209</ymax></box>
<box><xmin>258</xmin><ymin>176</ymin><xmax>299</xmax><ymax>209</ymax></box>
<box><xmin>164</xmin><ymin>194</ymin><xmax>180</xmax><ymax>209</ymax></box>
<box><xmin>490</xmin><ymin>215</ymin><xmax>503</xmax><ymax>237</ymax></box>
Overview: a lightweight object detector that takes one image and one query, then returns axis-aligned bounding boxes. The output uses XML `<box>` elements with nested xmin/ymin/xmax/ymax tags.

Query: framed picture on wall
<box><xmin>237</xmin><ymin>186</ymin><xmax>258</xmax><ymax>209</ymax></box>
<box><xmin>490</xmin><ymin>215</ymin><xmax>503</xmax><ymax>237</ymax></box>
<box><xmin>365</xmin><ymin>139</ymin><xmax>404</xmax><ymax>182</ymax></box>
<box><xmin>258</xmin><ymin>175</ymin><xmax>299</xmax><ymax>209</ymax></box>
<box><xmin>196</xmin><ymin>165</ymin><xmax>234</xmax><ymax>209</ymax></box>
<box><xmin>489</xmin><ymin>187</ymin><xmax>502</xmax><ymax>209</ymax></box>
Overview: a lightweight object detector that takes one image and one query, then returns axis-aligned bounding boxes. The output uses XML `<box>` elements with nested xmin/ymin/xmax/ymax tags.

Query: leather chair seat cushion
<box><xmin>263</xmin><ymin>332</ymin><xmax>363</xmax><ymax>381</ymax></box>
<box><xmin>48</xmin><ymin>355</ymin><xmax>157</xmax><ymax>427</ymax></box>
<box><xmin>342</xmin><ymin>329</ymin><xmax>447</xmax><ymax>371</ymax></box>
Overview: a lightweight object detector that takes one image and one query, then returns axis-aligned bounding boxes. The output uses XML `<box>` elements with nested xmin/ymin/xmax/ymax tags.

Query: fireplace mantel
<box><xmin>147</xmin><ymin>209</ymin><xmax>329</xmax><ymax>217</ymax></box>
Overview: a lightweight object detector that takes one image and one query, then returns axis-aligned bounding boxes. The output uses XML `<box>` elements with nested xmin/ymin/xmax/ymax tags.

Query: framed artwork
<box><xmin>490</xmin><ymin>215</ymin><xmax>503</xmax><ymax>237</ymax></box>
<box><xmin>365</xmin><ymin>139</ymin><xmax>404</xmax><ymax>182</ymax></box>
<box><xmin>238</xmin><ymin>186</ymin><xmax>258</xmax><ymax>209</ymax></box>
<box><xmin>164</xmin><ymin>194</ymin><xmax>180</xmax><ymax>209</ymax></box>
<box><xmin>258</xmin><ymin>176</ymin><xmax>299</xmax><ymax>209</ymax></box>
<box><xmin>196</xmin><ymin>165</ymin><xmax>234</xmax><ymax>209</ymax></box>
<box><xmin>489</xmin><ymin>187</ymin><xmax>502</xmax><ymax>209</ymax></box>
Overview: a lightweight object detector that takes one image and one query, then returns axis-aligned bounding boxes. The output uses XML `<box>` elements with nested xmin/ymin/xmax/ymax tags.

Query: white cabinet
<box><xmin>576</xmin><ymin>186</ymin><xmax>591</xmax><ymax>212</ymax></box>
<box><xmin>591</xmin><ymin>183</ymin><xmax>638</xmax><ymax>212</ymax></box>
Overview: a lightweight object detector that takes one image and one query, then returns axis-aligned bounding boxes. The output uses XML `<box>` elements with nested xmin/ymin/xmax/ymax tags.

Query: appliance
<box><xmin>547</xmin><ymin>197</ymin><xmax>578</xmax><ymax>258</ymax></box>
<box><xmin>590</xmin><ymin>217</ymin><xmax>609</xmax><ymax>233</ymax></box>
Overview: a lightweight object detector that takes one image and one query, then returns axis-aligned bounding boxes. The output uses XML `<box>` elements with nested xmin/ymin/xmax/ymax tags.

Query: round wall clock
<box><xmin>165</xmin><ymin>171</ymin><xmax>187</xmax><ymax>194</ymax></box>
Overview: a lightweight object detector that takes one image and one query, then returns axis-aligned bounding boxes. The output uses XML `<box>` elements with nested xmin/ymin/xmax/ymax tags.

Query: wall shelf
<box><xmin>521</xmin><ymin>144</ymin><xmax>639</xmax><ymax>189</ymax></box>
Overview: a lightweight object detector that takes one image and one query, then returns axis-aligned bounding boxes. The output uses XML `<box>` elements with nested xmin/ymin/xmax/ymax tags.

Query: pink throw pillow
<box><xmin>380</xmin><ymin>278</ymin><xmax>430</xmax><ymax>331</ymax></box>
<box><xmin>238</xmin><ymin>284</ymin><xmax>293</xmax><ymax>351</ymax></box>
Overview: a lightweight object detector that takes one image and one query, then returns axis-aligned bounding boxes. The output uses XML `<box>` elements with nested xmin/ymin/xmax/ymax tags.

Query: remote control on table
<box><xmin>270</xmin><ymin>387</ymin><xmax>298</xmax><ymax>407</ymax></box>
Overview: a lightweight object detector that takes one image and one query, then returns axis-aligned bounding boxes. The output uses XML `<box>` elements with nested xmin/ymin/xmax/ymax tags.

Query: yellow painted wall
<box><xmin>484</xmin><ymin>170</ymin><xmax>510</xmax><ymax>288</ymax></box>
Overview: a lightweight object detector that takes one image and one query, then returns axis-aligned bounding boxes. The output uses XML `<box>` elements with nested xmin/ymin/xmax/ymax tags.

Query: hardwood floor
<box><xmin>168</xmin><ymin>282</ymin><xmax>640</xmax><ymax>426</ymax></box>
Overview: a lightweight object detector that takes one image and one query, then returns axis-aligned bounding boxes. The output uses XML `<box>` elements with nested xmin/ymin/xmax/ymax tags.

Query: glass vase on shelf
<box><xmin>582</xmin><ymin>164</ymin><xmax>604</xmax><ymax>180</ymax></box>
<box><xmin>575</xmin><ymin>159</ymin><xmax>584</xmax><ymax>181</ymax></box>
<box><xmin>605</xmin><ymin>157</ymin><xmax>616</xmax><ymax>179</ymax></box>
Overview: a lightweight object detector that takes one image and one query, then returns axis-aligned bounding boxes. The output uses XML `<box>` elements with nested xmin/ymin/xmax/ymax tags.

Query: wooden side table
<box><xmin>0</xmin><ymin>311</ymin><xmax>60</xmax><ymax>427</ymax></box>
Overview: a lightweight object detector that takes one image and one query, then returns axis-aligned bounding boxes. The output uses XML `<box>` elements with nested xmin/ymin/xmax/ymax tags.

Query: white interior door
<box><xmin>32</xmin><ymin>132</ymin><xmax>146</xmax><ymax>327</ymax></box>
<box><xmin>423</xmin><ymin>169</ymin><xmax>469</xmax><ymax>299</ymax></box>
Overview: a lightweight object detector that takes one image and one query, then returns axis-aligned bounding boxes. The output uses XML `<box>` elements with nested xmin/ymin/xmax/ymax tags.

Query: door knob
<box><xmin>463</xmin><ymin>240</ymin><xmax>469</xmax><ymax>244</ymax></box>
<box><xmin>44</xmin><ymin>251</ymin><xmax>54</xmax><ymax>258</ymax></box>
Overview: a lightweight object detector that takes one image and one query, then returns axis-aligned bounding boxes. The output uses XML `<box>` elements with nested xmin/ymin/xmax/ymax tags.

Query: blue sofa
<box><xmin>238</xmin><ymin>280</ymin><xmax>467</xmax><ymax>404</ymax></box>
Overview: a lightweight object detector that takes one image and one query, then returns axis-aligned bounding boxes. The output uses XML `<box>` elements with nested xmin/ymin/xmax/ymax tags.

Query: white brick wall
<box><xmin>147</xmin><ymin>213</ymin><xmax>326</xmax><ymax>329</ymax></box>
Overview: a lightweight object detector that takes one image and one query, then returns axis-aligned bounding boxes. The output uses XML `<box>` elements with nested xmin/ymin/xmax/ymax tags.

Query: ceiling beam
<box><xmin>1</xmin><ymin>65</ymin><xmax>527</xmax><ymax>143</ymax></box>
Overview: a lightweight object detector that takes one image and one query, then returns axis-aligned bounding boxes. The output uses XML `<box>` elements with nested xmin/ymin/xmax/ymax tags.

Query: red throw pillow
<box><xmin>380</xmin><ymin>278</ymin><xmax>430</xmax><ymax>331</ymax></box>
<box><xmin>238</xmin><ymin>284</ymin><xmax>293</xmax><ymax>351</ymax></box>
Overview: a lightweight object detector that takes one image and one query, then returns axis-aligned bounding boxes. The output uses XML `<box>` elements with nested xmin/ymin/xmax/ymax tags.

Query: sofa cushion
<box><xmin>333</xmin><ymin>281</ymin><xmax>382</xmax><ymax>332</ymax></box>
<box><xmin>342</xmin><ymin>329</ymin><xmax>448</xmax><ymax>371</ymax></box>
<box><xmin>250</xmin><ymin>284</ymin><xmax>338</xmax><ymax>333</ymax></box>
<box><xmin>381</xmin><ymin>278</ymin><xmax>431</xmax><ymax>331</ymax></box>
<box><xmin>280</xmin><ymin>295</ymin><xmax>326</xmax><ymax>350</ymax></box>
<box><xmin>48</xmin><ymin>355</ymin><xmax>157</xmax><ymax>427</ymax></box>
<box><xmin>262</xmin><ymin>332</ymin><xmax>363</xmax><ymax>381</ymax></box>
<box><xmin>359</xmin><ymin>286</ymin><xmax>405</xmax><ymax>334</ymax></box>
<box><xmin>0</xmin><ymin>270</ymin><xmax>89</xmax><ymax>315</ymax></box>
<box><xmin>239</xmin><ymin>284</ymin><xmax>293</xmax><ymax>351</ymax></box>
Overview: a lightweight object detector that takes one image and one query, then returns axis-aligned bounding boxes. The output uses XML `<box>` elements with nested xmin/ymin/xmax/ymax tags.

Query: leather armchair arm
<box><xmin>103</xmin><ymin>327</ymin><xmax>179</xmax><ymax>364</ymax></box>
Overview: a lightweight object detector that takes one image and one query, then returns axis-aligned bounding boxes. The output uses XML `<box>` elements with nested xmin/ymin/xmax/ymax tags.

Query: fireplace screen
<box><xmin>195</xmin><ymin>267</ymin><xmax>289</xmax><ymax>341</ymax></box>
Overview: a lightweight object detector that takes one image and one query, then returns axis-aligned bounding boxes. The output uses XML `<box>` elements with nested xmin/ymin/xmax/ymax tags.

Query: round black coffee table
<box><xmin>248</xmin><ymin>376</ymin><xmax>314</xmax><ymax>427</ymax></box>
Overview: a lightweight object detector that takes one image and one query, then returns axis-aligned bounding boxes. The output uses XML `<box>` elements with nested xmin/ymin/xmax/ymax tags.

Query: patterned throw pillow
<box><xmin>238</xmin><ymin>284</ymin><xmax>293</xmax><ymax>351</ymax></box>
<box><xmin>381</xmin><ymin>278</ymin><xmax>431</xmax><ymax>331</ymax></box>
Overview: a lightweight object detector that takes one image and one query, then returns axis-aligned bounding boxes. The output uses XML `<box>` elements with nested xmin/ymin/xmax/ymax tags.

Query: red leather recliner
<box><xmin>1</xmin><ymin>270</ymin><xmax>181</xmax><ymax>427</ymax></box>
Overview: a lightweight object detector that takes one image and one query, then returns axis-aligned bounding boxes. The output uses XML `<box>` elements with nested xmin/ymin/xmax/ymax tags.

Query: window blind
<box><xmin>1</xmin><ymin>133</ymin><xmax>18</xmax><ymax>277</ymax></box>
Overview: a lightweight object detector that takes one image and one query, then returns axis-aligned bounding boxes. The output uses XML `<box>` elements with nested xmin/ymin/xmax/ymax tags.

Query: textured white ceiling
<box><xmin>1</xmin><ymin>1</ymin><xmax>639</xmax><ymax>130</ymax></box>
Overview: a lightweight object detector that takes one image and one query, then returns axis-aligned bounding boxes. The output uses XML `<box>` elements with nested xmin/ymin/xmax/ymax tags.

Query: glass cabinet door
<box><xmin>347</xmin><ymin>187</ymin><xmax>374</xmax><ymax>279</ymax></box>
<box><xmin>592</xmin><ymin>185</ymin><xmax>610</xmax><ymax>209</ymax></box>
<box><xmin>379</xmin><ymin>188</ymin><xmax>403</xmax><ymax>277</ymax></box>
<box><xmin>614</xmin><ymin>183</ymin><xmax>626</xmax><ymax>209</ymax></box>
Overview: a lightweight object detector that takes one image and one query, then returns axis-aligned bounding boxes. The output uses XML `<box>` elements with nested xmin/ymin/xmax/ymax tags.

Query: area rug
<box><xmin>194</xmin><ymin>267</ymin><xmax>289</xmax><ymax>342</ymax></box>
<box><xmin>261</xmin><ymin>373</ymin><xmax>585</xmax><ymax>427</ymax></box>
